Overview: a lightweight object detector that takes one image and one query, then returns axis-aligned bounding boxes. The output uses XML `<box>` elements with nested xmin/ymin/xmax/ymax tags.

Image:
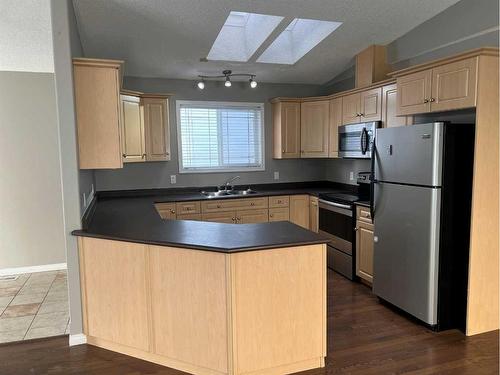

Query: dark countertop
<box><xmin>73</xmin><ymin>181</ymin><xmax>356</xmax><ymax>253</ymax></box>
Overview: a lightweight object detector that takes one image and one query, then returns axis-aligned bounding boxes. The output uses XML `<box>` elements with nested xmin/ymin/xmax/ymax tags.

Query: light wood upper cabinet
<box><xmin>360</xmin><ymin>87</ymin><xmax>382</xmax><ymax>122</ymax></box>
<box><xmin>342</xmin><ymin>93</ymin><xmax>361</xmax><ymax>125</ymax></box>
<box><xmin>396</xmin><ymin>57</ymin><xmax>478</xmax><ymax>115</ymax></box>
<box><xmin>290</xmin><ymin>195</ymin><xmax>310</xmax><ymax>229</ymax></box>
<box><xmin>120</xmin><ymin>95</ymin><xmax>145</xmax><ymax>163</ymax></box>
<box><xmin>273</xmin><ymin>101</ymin><xmax>301</xmax><ymax>159</ymax></box>
<box><xmin>431</xmin><ymin>57</ymin><xmax>478</xmax><ymax>112</ymax></box>
<box><xmin>300</xmin><ymin>100</ymin><xmax>330</xmax><ymax>158</ymax></box>
<box><xmin>381</xmin><ymin>84</ymin><xmax>413</xmax><ymax>128</ymax></box>
<box><xmin>73</xmin><ymin>58</ymin><xmax>124</xmax><ymax>169</ymax></box>
<box><xmin>328</xmin><ymin>98</ymin><xmax>342</xmax><ymax>157</ymax></box>
<box><xmin>396</xmin><ymin>70</ymin><xmax>432</xmax><ymax>115</ymax></box>
<box><xmin>309</xmin><ymin>196</ymin><xmax>319</xmax><ymax>233</ymax></box>
<box><xmin>143</xmin><ymin>97</ymin><xmax>170</xmax><ymax>161</ymax></box>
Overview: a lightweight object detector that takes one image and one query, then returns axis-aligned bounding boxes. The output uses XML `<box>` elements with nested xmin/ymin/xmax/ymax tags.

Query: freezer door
<box><xmin>375</xmin><ymin>122</ymin><xmax>444</xmax><ymax>186</ymax></box>
<box><xmin>372</xmin><ymin>182</ymin><xmax>441</xmax><ymax>325</ymax></box>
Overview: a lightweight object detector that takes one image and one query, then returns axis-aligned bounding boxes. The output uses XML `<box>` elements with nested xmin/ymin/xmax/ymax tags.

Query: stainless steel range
<box><xmin>318</xmin><ymin>192</ymin><xmax>359</xmax><ymax>279</ymax></box>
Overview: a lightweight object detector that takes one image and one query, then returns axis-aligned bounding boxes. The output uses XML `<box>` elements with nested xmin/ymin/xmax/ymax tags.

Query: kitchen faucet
<box><xmin>222</xmin><ymin>176</ymin><xmax>240</xmax><ymax>190</ymax></box>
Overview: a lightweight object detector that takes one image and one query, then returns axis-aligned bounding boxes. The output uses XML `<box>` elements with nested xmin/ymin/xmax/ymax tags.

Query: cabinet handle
<box><xmin>430</xmin><ymin>98</ymin><xmax>436</xmax><ymax>102</ymax></box>
<box><xmin>232</xmin><ymin>217</ymin><xmax>236</xmax><ymax>222</ymax></box>
<box><xmin>354</xmin><ymin>227</ymin><xmax>358</xmax><ymax>231</ymax></box>
<box><xmin>122</xmin><ymin>153</ymin><xmax>127</xmax><ymax>158</ymax></box>
<box><xmin>165</xmin><ymin>152</ymin><xmax>170</xmax><ymax>156</ymax></box>
<box><xmin>237</xmin><ymin>217</ymin><xmax>241</xmax><ymax>222</ymax></box>
<box><xmin>423</xmin><ymin>99</ymin><xmax>429</xmax><ymax>103</ymax></box>
<box><xmin>142</xmin><ymin>153</ymin><xmax>146</xmax><ymax>158</ymax></box>
<box><xmin>282</xmin><ymin>149</ymin><xmax>285</xmax><ymax>153</ymax></box>
<box><xmin>359</xmin><ymin>113</ymin><xmax>364</xmax><ymax>117</ymax></box>
<box><xmin>277</xmin><ymin>200</ymin><xmax>282</xmax><ymax>203</ymax></box>
<box><xmin>250</xmin><ymin>202</ymin><xmax>255</xmax><ymax>206</ymax></box>
<box><xmin>170</xmin><ymin>210</ymin><xmax>175</xmax><ymax>214</ymax></box>
<box><xmin>270</xmin><ymin>214</ymin><xmax>274</xmax><ymax>218</ymax></box>
<box><xmin>217</xmin><ymin>205</ymin><xmax>221</xmax><ymax>208</ymax></box>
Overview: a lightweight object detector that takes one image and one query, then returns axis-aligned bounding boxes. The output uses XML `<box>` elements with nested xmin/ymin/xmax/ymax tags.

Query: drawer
<box><xmin>155</xmin><ymin>203</ymin><xmax>176</xmax><ymax>219</ymax></box>
<box><xmin>269</xmin><ymin>207</ymin><xmax>289</xmax><ymax>222</ymax></box>
<box><xmin>357</xmin><ymin>205</ymin><xmax>372</xmax><ymax>224</ymax></box>
<box><xmin>176</xmin><ymin>201</ymin><xmax>201</xmax><ymax>215</ymax></box>
<box><xmin>176</xmin><ymin>213</ymin><xmax>202</xmax><ymax>221</ymax></box>
<box><xmin>201</xmin><ymin>211</ymin><xmax>236</xmax><ymax>224</ymax></box>
<box><xmin>236</xmin><ymin>209</ymin><xmax>269</xmax><ymax>224</ymax></box>
<box><xmin>201</xmin><ymin>197</ymin><xmax>268</xmax><ymax>213</ymax></box>
<box><xmin>269</xmin><ymin>195</ymin><xmax>289</xmax><ymax>208</ymax></box>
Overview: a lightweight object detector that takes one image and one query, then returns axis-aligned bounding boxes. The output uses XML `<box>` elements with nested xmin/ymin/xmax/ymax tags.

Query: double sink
<box><xmin>201</xmin><ymin>188</ymin><xmax>257</xmax><ymax>198</ymax></box>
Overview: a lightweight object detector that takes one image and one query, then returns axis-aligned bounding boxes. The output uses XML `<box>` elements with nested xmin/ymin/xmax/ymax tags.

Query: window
<box><xmin>176</xmin><ymin>101</ymin><xmax>264</xmax><ymax>173</ymax></box>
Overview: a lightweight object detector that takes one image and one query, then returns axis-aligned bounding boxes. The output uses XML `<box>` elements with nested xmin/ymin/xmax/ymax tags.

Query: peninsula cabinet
<box><xmin>342</xmin><ymin>87</ymin><xmax>382</xmax><ymax>125</ymax></box>
<box><xmin>78</xmin><ymin>237</ymin><xmax>327</xmax><ymax>375</ymax></box>
<box><xmin>395</xmin><ymin>57</ymin><xmax>478</xmax><ymax>115</ymax></box>
<box><xmin>310</xmin><ymin>196</ymin><xmax>319</xmax><ymax>233</ymax></box>
<box><xmin>356</xmin><ymin>205</ymin><xmax>374</xmax><ymax>284</ymax></box>
<box><xmin>73</xmin><ymin>58</ymin><xmax>124</xmax><ymax>169</ymax></box>
<box><xmin>272</xmin><ymin>101</ymin><xmax>301</xmax><ymax>158</ymax></box>
<box><xmin>300</xmin><ymin>100</ymin><xmax>330</xmax><ymax>157</ymax></box>
<box><xmin>290</xmin><ymin>195</ymin><xmax>310</xmax><ymax>229</ymax></box>
<box><xmin>381</xmin><ymin>84</ymin><xmax>413</xmax><ymax>128</ymax></box>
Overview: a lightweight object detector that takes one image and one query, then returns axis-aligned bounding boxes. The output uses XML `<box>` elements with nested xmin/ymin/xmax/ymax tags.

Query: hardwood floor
<box><xmin>0</xmin><ymin>270</ymin><xmax>497</xmax><ymax>375</ymax></box>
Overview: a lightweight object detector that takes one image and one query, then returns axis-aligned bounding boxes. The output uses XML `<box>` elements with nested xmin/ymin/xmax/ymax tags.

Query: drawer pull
<box><xmin>217</xmin><ymin>205</ymin><xmax>221</xmax><ymax>208</ymax></box>
<box><xmin>250</xmin><ymin>202</ymin><xmax>255</xmax><ymax>206</ymax></box>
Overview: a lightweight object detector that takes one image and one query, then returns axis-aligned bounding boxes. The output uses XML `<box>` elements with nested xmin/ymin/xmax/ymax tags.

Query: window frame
<box><xmin>176</xmin><ymin>100</ymin><xmax>266</xmax><ymax>174</ymax></box>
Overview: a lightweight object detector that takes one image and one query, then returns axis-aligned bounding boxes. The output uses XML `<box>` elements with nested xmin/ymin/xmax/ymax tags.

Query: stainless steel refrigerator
<box><xmin>370</xmin><ymin>122</ymin><xmax>474</xmax><ymax>332</ymax></box>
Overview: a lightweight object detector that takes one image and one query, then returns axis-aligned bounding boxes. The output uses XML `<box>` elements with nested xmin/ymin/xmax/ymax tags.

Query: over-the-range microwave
<box><xmin>338</xmin><ymin>121</ymin><xmax>380</xmax><ymax>159</ymax></box>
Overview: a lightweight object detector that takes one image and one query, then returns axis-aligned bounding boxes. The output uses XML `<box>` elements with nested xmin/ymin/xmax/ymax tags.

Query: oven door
<box><xmin>318</xmin><ymin>200</ymin><xmax>353</xmax><ymax>255</ymax></box>
<box><xmin>338</xmin><ymin>123</ymin><xmax>376</xmax><ymax>159</ymax></box>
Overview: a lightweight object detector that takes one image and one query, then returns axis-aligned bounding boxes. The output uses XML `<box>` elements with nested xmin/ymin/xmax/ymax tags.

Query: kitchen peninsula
<box><xmin>73</xmin><ymin>185</ymin><xmax>333</xmax><ymax>375</ymax></box>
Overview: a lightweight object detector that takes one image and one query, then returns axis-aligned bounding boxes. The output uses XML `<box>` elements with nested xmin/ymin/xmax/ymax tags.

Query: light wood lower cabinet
<box><xmin>201</xmin><ymin>211</ymin><xmax>236</xmax><ymax>224</ymax></box>
<box><xmin>269</xmin><ymin>207</ymin><xmax>289</xmax><ymax>221</ymax></box>
<box><xmin>355</xmin><ymin>205</ymin><xmax>374</xmax><ymax>284</ymax></box>
<box><xmin>237</xmin><ymin>209</ymin><xmax>268</xmax><ymax>224</ymax></box>
<box><xmin>78</xmin><ymin>237</ymin><xmax>327</xmax><ymax>375</ymax></box>
<box><xmin>290</xmin><ymin>195</ymin><xmax>310</xmax><ymax>229</ymax></box>
<box><xmin>177</xmin><ymin>213</ymin><xmax>202</xmax><ymax>221</ymax></box>
<box><xmin>155</xmin><ymin>203</ymin><xmax>176</xmax><ymax>220</ymax></box>
<box><xmin>310</xmin><ymin>196</ymin><xmax>319</xmax><ymax>233</ymax></box>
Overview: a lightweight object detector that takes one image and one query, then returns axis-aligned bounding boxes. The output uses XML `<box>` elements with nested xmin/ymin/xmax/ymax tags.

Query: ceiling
<box><xmin>73</xmin><ymin>0</ymin><xmax>460</xmax><ymax>84</ymax></box>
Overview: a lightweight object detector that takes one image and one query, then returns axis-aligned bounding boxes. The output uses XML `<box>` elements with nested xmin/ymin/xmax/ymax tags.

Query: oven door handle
<box><xmin>318</xmin><ymin>199</ymin><xmax>352</xmax><ymax>210</ymax></box>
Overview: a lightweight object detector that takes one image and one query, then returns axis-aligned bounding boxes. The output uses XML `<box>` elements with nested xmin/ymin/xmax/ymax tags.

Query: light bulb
<box><xmin>249</xmin><ymin>78</ymin><xmax>257</xmax><ymax>88</ymax></box>
<box><xmin>197</xmin><ymin>80</ymin><xmax>205</xmax><ymax>90</ymax></box>
<box><xmin>224</xmin><ymin>77</ymin><xmax>232</xmax><ymax>87</ymax></box>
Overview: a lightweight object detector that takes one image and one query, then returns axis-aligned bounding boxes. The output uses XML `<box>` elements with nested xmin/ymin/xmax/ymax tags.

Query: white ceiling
<box><xmin>0</xmin><ymin>0</ymin><xmax>54</xmax><ymax>73</ymax></box>
<box><xmin>73</xmin><ymin>0</ymin><xmax>460</xmax><ymax>84</ymax></box>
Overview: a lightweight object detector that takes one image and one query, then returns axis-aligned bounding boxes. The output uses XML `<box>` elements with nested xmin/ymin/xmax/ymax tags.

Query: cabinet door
<box><xmin>73</xmin><ymin>63</ymin><xmax>123</xmax><ymax>169</ymax></box>
<box><xmin>360</xmin><ymin>87</ymin><xmax>382</xmax><ymax>122</ymax></box>
<box><xmin>237</xmin><ymin>209</ymin><xmax>269</xmax><ymax>224</ymax></box>
<box><xmin>396</xmin><ymin>69</ymin><xmax>432</xmax><ymax>115</ymax></box>
<box><xmin>309</xmin><ymin>196</ymin><xmax>319</xmax><ymax>233</ymax></box>
<box><xmin>201</xmin><ymin>211</ymin><xmax>236</xmax><ymax>224</ymax></box>
<box><xmin>269</xmin><ymin>208</ymin><xmax>290</xmax><ymax>222</ymax></box>
<box><xmin>300</xmin><ymin>101</ymin><xmax>329</xmax><ymax>158</ymax></box>
<box><xmin>289</xmin><ymin>195</ymin><xmax>310</xmax><ymax>229</ymax></box>
<box><xmin>155</xmin><ymin>203</ymin><xmax>176</xmax><ymax>220</ymax></box>
<box><xmin>342</xmin><ymin>93</ymin><xmax>361</xmax><ymax>125</ymax></box>
<box><xmin>356</xmin><ymin>221</ymin><xmax>374</xmax><ymax>283</ymax></box>
<box><xmin>144</xmin><ymin>97</ymin><xmax>170</xmax><ymax>161</ymax></box>
<box><xmin>274</xmin><ymin>102</ymin><xmax>301</xmax><ymax>159</ymax></box>
<box><xmin>121</xmin><ymin>95</ymin><xmax>145</xmax><ymax>163</ymax></box>
<box><xmin>176</xmin><ymin>213</ymin><xmax>202</xmax><ymax>221</ymax></box>
<box><xmin>431</xmin><ymin>57</ymin><xmax>478</xmax><ymax>112</ymax></box>
<box><xmin>381</xmin><ymin>84</ymin><xmax>412</xmax><ymax>128</ymax></box>
<box><xmin>328</xmin><ymin>98</ymin><xmax>342</xmax><ymax>157</ymax></box>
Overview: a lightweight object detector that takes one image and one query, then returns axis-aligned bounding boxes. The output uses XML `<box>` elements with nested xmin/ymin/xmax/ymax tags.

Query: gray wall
<box><xmin>323</xmin><ymin>0</ymin><xmax>499</xmax><ymax>93</ymax></box>
<box><xmin>0</xmin><ymin>72</ymin><xmax>67</xmax><ymax>269</ymax></box>
<box><xmin>51</xmin><ymin>0</ymin><xmax>87</xmax><ymax>336</ymax></box>
<box><xmin>94</xmin><ymin>78</ymin><xmax>328</xmax><ymax>190</ymax></box>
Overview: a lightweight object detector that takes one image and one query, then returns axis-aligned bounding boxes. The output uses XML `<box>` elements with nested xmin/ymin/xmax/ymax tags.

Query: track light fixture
<box><xmin>196</xmin><ymin>70</ymin><xmax>257</xmax><ymax>90</ymax></box>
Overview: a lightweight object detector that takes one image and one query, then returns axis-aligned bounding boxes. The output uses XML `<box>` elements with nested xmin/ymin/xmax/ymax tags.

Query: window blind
<box><xmin>177</xmin><ymin>101</ymin><xmax>264</xmax><ymax>172</ymax></box>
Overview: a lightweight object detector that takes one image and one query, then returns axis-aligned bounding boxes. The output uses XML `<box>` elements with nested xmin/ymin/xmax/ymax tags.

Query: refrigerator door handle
<box><xmin>370</xmin><ymin>136</ymin><xmax>376</xmax><ymax>219</ymax></box>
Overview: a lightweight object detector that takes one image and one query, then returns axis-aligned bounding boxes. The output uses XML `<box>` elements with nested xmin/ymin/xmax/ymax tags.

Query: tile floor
<box><xmin>0</xmin><ymin>270</ymin><xmax>69</xmax><ymax>343</ymax></box>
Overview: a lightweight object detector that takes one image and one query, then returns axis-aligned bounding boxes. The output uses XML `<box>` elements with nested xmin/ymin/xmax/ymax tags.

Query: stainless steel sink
<box><xmin>201</xmin><ymin>188</ymin><xmax>257</xmax><ymax>198</ymax></box>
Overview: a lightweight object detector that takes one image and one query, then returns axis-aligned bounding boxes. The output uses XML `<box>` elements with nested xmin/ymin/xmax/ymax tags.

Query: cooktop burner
<box><xmin>319</xmin><ymin>192</ymin><xmax>359</xmax><ymax>205</ymax></box>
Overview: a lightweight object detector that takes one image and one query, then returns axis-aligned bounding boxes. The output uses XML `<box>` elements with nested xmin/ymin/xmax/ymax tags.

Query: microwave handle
<box><xmin>361</xmin><ymin>128</ymin><xmax>368</xmax><ymax>154</ymax></box>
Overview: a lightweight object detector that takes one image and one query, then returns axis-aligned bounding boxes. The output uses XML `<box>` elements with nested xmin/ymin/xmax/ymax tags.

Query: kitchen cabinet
<box><xmin>328</xmin><ymin>98</ymin><xmax>342</xmax><ymax>157</ymax></box>
<box><xmin>120</xmin><ymin>94</ymin><xmax>146</xmax><ymax>163</ymax></box>
<box><xmin>341</xmin><ymin>88</ymin><xmax>382</xmax><ymax>125</ymax></box>
<box><xmin>201</xmin><ymin>197</ymin><xmax>268</xmax><ymax>213</ymax></box>
<box><xmin>176</xmin><ymin>213</ymin><xmax>202</xmax><ymax>221</ymax></box>
<box><xmin>143</xmin><ymin>96</ymin><xmax>171</xmax><ymax>161</ymax></box>
<box><xmin>290</xmin><ymin>195</ymin><xmax>310</xmax><ymax>229</ymax></box>
<box><xmin>269</xmin><ymin>196</ymin><xmax>289</xmax><ymax>208</ymax></box>
<box><xmin>269</xmin><ymin>208</ymin><xmax>289</xmax><ymax>222</ymax></box>
<box><xmin>237</xmin><ymin>209</ymin><xmax>269</xmax><ymax>224</ymax></box>
<box><xmin>356</xmin><ymin>205</ymin><xmax>374</xmax><ymax>284</ymax></box>
<box><xmin>355</xmin><ymin>45</ymin><xmax>390</xmax><ymax>88</ymax></box>
<box><xmin>175</xmin><ymin>201</ymin><xmax>201</xmax><ymax>215</ymax></box>
<box><xmin>73</xmin><ymin>58</ymin><xmax>124</xmax><ymax>169</ymax></box>
<box><xmin>309</xmin><ymin>196</ymin><xmax>319</xmax><ymax>233</ymax></box>
<box><xmin>300</xmin><ymin>101</ymin><xmax>330</xmax><ymax>157</ymax></box>
<box><xmin>155</xmin><ymin>203</ymin><xmax>176</xmax><ymax>220</ymax></box>
<box><xmin>381</xmin><ymin>84</ymin><xmax>413</xmax><ymax>128</ymax></box>
<box><xmin>201</xmin><ymin>211</ymin><xmax>236</xmax><ymax>224</ymax></box>
<box><xmin>396</xmin><ymin>57</ymin><xmax>478</xmax><ymax>115</ymax></box>
<box><xmin>273</xmin><ymin>101</ymin><xmax>301</xmax><ymax>159</ymax></box>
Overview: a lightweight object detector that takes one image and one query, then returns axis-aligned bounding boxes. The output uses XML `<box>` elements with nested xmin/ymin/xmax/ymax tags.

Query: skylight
<box><xmin>207</xmin><ymin>11</ymin><xmax>283</xmax><ymax>62</ymax></box>
<box><xmin>257</xmin><ymin>18</ymin><xmax>342</xmax><ymax>65</ymax></box>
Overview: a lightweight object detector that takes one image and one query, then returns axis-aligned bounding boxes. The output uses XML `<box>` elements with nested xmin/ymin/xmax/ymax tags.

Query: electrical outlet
<box><xmin>349</xmin><ymin>171</ymin><xmax>355</xmax><ymax>181</ymax></box>
<box><xmin>170</xmin><ymin>175</ymin><xmax>177</xmax><ymax>184</ymax></box>
<box><xmin>274</xmin><ymin>171</ymin><xmax>279</xmax><ymax>180</ymax></box>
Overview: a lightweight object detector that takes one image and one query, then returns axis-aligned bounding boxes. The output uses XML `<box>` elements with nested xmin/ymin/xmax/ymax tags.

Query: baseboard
<box><xmin>0</xmin><ymin>263</ymin><xmax>67</xmax><ymax>276</ymax></box>
<box><xmin>69</xmin><ymin>334</ymin><xmax>87</xmax><ymax>346</ymax></box>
